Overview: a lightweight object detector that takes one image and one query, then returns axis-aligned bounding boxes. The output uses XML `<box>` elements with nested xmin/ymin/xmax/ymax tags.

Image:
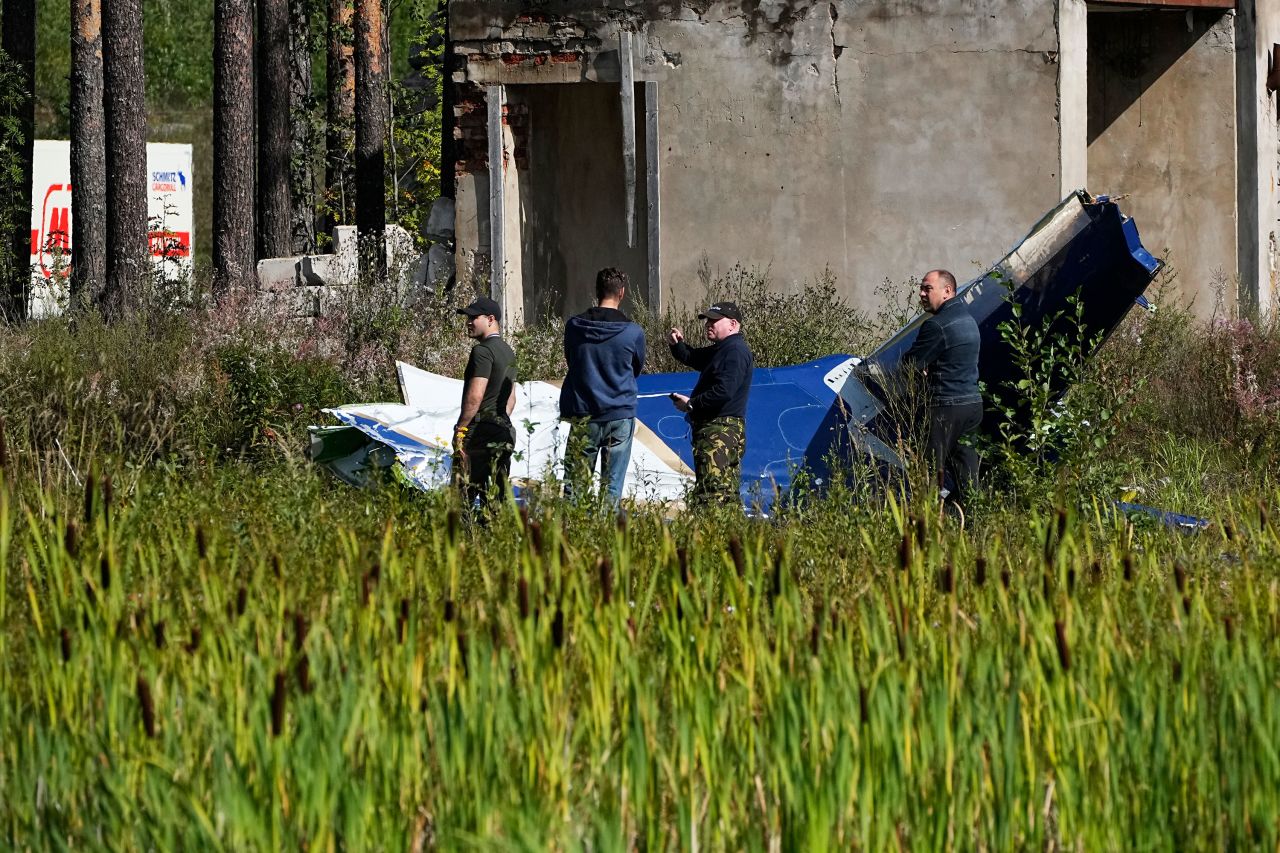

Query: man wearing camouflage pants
<box><xmin>668</xmin><ymin>302</ymin><xmax>755</xmax><ymax>507</ymax></box>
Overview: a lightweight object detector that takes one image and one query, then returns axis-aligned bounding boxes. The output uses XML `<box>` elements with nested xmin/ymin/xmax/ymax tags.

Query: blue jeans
<box><xmin>564</xmin><ymin>417</ymin><xmax>635</xmax><ymax>506</ymax></box>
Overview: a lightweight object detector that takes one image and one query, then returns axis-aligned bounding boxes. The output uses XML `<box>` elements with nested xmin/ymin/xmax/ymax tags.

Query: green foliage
<box><xmin>0</xmin><ymin>46</ymin><xmax>30</xmax><ymax>303</ymax></box>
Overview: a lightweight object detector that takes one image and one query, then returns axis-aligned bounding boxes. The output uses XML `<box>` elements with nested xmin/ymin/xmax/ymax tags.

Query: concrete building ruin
<box><xmin>446</xmin><ymin>0</ymin><xmax>1280</xmax><ymax>324</ymax></box>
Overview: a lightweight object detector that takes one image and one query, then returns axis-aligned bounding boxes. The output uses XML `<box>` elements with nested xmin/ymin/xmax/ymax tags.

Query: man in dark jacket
<box><xmin>902</xmin><ymin>269</ymin><xmax>982</xmax><ymax>504</ymax></box>
<box><xmin>453</xmin><ymin>296</ymin><xmax>518</xmax><ymax>515</ymax></box>
<box><xmin>560</xmin><ymin>268</ymin><xmax>647</xmax><ymax>505</ymax></box>
<box><xmin>668</xmin><ymin>301</ymin><xmax>754</xmax><ymax>507</ymax></box>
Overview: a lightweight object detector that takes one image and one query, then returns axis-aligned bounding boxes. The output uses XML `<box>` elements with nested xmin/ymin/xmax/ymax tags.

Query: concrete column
<box><xmin>1235</xmin><ymin>2</ymin><xmax>1277</xmax><ymax>318</ymax></box>
<box><xmin>1057</xmin><ymin>0</ymin><xmax>1089</xmax><ymax>199</ymax></box>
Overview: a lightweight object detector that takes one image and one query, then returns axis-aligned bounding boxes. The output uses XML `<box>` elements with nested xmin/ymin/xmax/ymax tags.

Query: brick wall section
<box><xmin>450</xmin><ymin>10</ymin><xmax>602</xmax><ymax>178</ymax></box>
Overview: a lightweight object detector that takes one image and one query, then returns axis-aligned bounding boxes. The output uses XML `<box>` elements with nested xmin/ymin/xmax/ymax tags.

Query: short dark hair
<box><xmin>927</xmin><ymin>269</ymin><xmax>958</xmax><ymax>293</ymax></box>
<box><xmin>595</xmin><ymin>267</ymin><xmax>629</xmax><ymax>302</ymax></box>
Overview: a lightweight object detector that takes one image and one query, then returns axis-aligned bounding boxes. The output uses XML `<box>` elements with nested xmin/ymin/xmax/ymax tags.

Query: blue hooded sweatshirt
<box><xmin>560</xmin><ymin>307</ymin><xmax>647</xmax><ymax>423</ymax></box>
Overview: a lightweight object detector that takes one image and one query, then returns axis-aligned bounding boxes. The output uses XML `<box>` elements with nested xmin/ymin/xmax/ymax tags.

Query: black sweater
<box><xmin>670</xmin><ymin>333</ymin><xmax>754</xmax><ymax>423</ymax></box>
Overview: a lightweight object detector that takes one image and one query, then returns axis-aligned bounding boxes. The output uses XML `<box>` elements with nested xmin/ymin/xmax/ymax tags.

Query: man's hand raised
<box><xmin>668</xmin><ymin>327</ymin><xmax>684</xmax><ymax>345</ymax></box>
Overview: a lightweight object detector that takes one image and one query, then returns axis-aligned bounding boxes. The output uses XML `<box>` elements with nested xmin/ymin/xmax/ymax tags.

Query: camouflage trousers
<box><xmin>452</xmin><ymin>417</ymin><xmax>515</xmax><ymax>513</ymax></box>
<box><xmin>689</xmin><ymin>416</ymin><xmax>745</xmax><ymax>507</ymax></box>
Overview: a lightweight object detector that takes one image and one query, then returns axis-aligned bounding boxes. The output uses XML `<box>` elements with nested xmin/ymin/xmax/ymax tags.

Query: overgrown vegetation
<box><xmin>3</xmin><ymin>264</ymin><xmax>1280</xmax><ymax>845</ymax></box>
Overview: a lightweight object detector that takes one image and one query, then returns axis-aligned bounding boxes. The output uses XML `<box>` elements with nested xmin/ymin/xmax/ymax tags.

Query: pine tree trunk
<box><xmin>2</xmin><ymin>0</ymin><xmax>36</xmax><ymax>321</ymax></box>
<box><xmin>101</xmin><ymin>0</ymin><xmax>147</xmax><ymax>320</ymax></box>
<box><xmin>288</xmin><ymin>0</ymin><xmax>315</xmax><ymax>255</ymax></box>
<box><xmin>70</xmin><ymin>0</ymin><xmax>108</xmax><ymax>311</ymax></box>
<box><xmin>257</xmin><ymin>0</ymin><xmax>292</xmax><ymax>260</ymax></box>
<box><xmin>353</xmin><ymin>0</ymin><xmax>386</xmax><ymax>278</ymax></box>
<box><xmin>213</xmin><ymin>0</ymin><xmax>255</xmax><ymax>295</ymax></box>
<box><xmin>325</xmin><ymin>0</ymin><xmax>354</xmax><ymax>238</ymax></box>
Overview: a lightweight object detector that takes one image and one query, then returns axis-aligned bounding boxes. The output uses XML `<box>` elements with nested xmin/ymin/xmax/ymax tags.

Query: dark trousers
<box><xmin>453</xmin><ymin>417</ymin><xmax>515</xmax><ymax>512</ymax></box>
<box><xmin>926</xmin><ymin>402</ymin><xmax>983</xmax><ymax>503</ymax></box>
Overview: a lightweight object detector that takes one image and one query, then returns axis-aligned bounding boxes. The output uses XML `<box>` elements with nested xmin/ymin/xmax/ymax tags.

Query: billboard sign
<box><xmin>29</xmin><ymin>140</ymin><xmax>195</xmax><ymax>317</ymax></box>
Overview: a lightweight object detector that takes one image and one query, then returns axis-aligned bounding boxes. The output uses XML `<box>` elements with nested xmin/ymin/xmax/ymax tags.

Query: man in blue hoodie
<box><xmin>560</xmin><ymin>268</ymin><xmax>647</xmax><ymax>505</ymax></box>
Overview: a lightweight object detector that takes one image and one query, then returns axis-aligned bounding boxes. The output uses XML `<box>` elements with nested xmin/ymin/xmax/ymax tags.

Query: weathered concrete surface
<box><xmin>452</xmin><ymin>0</ymin><xmax>1067</xmax><ymax>316</ymax></box>
<box><xmin>1087</xmin><ymin>9</ymin><xmax>1237</xmax><ymax>318</ymax></box>
<box><xmin>1236</xmin><ymin>0</ymin><xmax>1280</xmax><ymax>316</ymax></box>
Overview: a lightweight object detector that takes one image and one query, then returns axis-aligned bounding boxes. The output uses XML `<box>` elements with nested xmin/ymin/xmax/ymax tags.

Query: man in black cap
<box><xmin>453</xmin><ymin>296</ymin><xmax>518</xmax><ymax>513</ymax></box>
<box><xmin>668</xmin><ymin>301</ymin><xmax>754</xmax><ymax>507</ymax></box>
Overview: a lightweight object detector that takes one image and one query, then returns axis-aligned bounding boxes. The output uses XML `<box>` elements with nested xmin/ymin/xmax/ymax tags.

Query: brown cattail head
<box><xmin>235</xmin><ymin>586</ymin><xmax>248</xmax><ymax>618</ymax></box>
<box><xmin>975</xmin><ymin>556</ymin><xmax>987</xmax><ymax>587</ymax></box>
<box><xmin>60</xmin><ymin>627</ymin><xmax>72</xmax><ymax>663</ymax></box>
<box><xmin>558</xmin><ymin>541</ymin><xmax>569</xmax><ymax>569</ymax></box>
<box><xmin>1172</xmin><ymin>658</ymin><xmax>1183</xmax><ymax>683</ymax></box>
<box><xmin>517</xmin><ymin>576</ymin><xmax>530</xmax><ymax>620</ymax></box>
<box><xmin>293</xmin><ymin>612</ymin><xmax>309</xmax><ymax>653</ymax></box>
<box><xmin>938</xmin><ymin>562</ymin><xmax>954</xmax><ymax>595</ymax></box>
<box><xmin>1182</xmin><ymin>595</ymin><xmax>1192</xmax><ymax>616</ymax></box>
<box><xmin>1223</xmin><ymin>615</ymin><xmax>1234</xmax><ymax>643</ymax></box>
<box><xmin>1000</xmin><ymin>569</ymin><xmax>1011</xmax><ymax>590</ymax></box>
<box><xmin>1053</xmin><ymin>620</ymin><xmax>1071</xmax><ymax>672</ymax></box>
<box><xmin>271</xmin><ymin>554</ymin><xmax>282</xmax><ymax>580</ymax></box>
<box><xmin>913</xmin><ymin>515</ymin><xmax>927</xmax><ymax>549</ymax></box>
<box><xmin>136</xmin><ymin>675</ymin><xmax>156</xmax><ymax>738</ymax></box>
<box><xmin>770</xmin><ymin>555</ymin><xmax>782</xmax><ymax>603</ymax></box>
<box><xmin>296</xmin><ymin>653</ymin><xmax>313</xmax><ymax>694</ymax></box>
<box><xmin>528</xmin><ymin>520</ymin><xmax>544</xmax><ymax>556</ymax></box>
<box><xmin>728</xmin><ymin>536</ymin><xmax>745</xmax><ymax>577</ymax></box>
<box><xmin>456</xmin><ymin>630</ymin><xmax>469</xmax><ymax>676</ymax></box>
<box><xmin>99</xmin><ymin>554</ymin><xmax>111</xmax><ymax>592</ymax></box>
<box><xmin>677</xmin><ymin>547</ymin><xmax>690</xmax><ymax>586</ymax></box>
<box><xmin>1056</xmin><ymin>506</ymin><xmax>1069</xmax><ymax>539</ymax></box>
<box><xmin>810</xmin><ymin>600</ymin><xmax>822</xmax><ymax>657</ymax></box>
<box><xmin>270</xmin><ymin>671</ymin><xmax>287</xmax><ymax>736</ymax></box>
<box><xmin>1122</xmin><ymin>553</ymin><xmax>1134</xmax><ymax>582</ymax></box>
<box><xmin>64</xmin><ymin>519</ymin><xmax>80</xmax><ymax>559</ymax></box>
<box><xmin>1258</xmin><ymin>499</ymin><xmax>1270</xmax><ymax>531</ymax></box>
<box><xmin>195</xmin><ymin>525</ymin><xmax>207</xmax><ymax>560</ymax></box>
<box><xmin>598</xmin><ymin>556</ymin><xmax>613</xmax><ymax>605</ymax></box>
<box><xmin>446</xmin><ymin>508</ymin><xmax>460</xmax><ymax>544</ymax></box>
<box><xmin>1222</xmin><ymin>521</ymin><xmax>1236</xmax><ymax>542</ymax></box>
<box><xmin>858</xmin><ymin>683</ymin><xmax>868</xmax><ymax>725</ymax></box>
<box><xmin>1066</xmin><ymin>567</ymin><xmax>1076</xmax><ymax>596</ymax></box>
<box><xmin>616</xmin><ymin>511</ymin><xmax>628</xmax><ymax>536</ymax></box>
<box><xmin>1089</xmin><ymin>560</ymin><xmax>1102</xmax><ymax>581</ymax></box>
<box><xmin>1173</xmin><ymin>561</ymin><xmax>1187</xmax><ymax>594</ymax></box>
<box><xmin>101</xmin><ymin>474</ymin><xmax>113</xmax><ymax>524</ymax></box>
<box><xmin>1042</xmin><ymin>572</ymin><xmax>1052</xmax><ymax>600</ymax></box>
<box><xmin>0</xmin><ymin>415</ymin><xmax>7</xmax><ymax>470</ymax></box>
<box><xmin>898</xmin><ymin>531</ymin><xmax>912</xmax><ymax>572</ymax></box>
<box><xmin>398</xmin><ymin>598</ymin><xmax>410</xmax><ymax>644</ymax></box>
<box><xmin>152</xmin><ymin>620</ymin><xmax>166</xmax><ymax>650</ymax></box>
<box><xmin>551</xmin><ymin>608</ymin><xmax>565</xmax><ymax>649</ymax></box>
<box><xmin>443</xmin><ymin>599</ymin><xmax>456</xmax><ymax>623</ymax></box>
<box><xmin>185</xmin><ymin>626</ymin><xmax>202</xmax><ymax>654</ymax></box>
<box><xmin>83</xmin><ymin>471</ymin><xmax>97</xmax><ymax>524</ymax></box>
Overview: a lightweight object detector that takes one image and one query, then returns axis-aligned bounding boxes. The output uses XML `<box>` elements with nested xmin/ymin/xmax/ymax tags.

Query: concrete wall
<box><xmin>1086</xmin><ymin>9</ymin><xmax>1238</xmax><ymax>318</ymax></box>
<box><xmin>1236</xmin><ymin>0</ymin><xmax>1280</xmax><ymax>317</ymax></box>
<box><xmin>450</xmin><ymin>0</ymin><xmax>1068</xmax><ymax>318</ymax></box>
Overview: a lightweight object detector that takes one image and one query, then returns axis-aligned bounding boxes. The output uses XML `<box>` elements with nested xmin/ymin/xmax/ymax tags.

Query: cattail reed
<box><xmin>598</xmin><ymin>556</ymin><xmax>613</xmax><ymax>605</ymax></box>
<box><xmin>446</xmin><ymin>507</ymin><xmax>460</xmax><ymax>543</ymax></box>
<box><xmin>185</xmin><ymin>626</ymin><xmax>202</xmax><ymax>654</ymax></box>
<box><xmin>677</xmin><ymin>547</ymin><xmax>690</xmax><ymax>586</ymax></box>
<box><xmin>361</xmin><ymin>565</ymin><xmax>379</xmax><ymax>606</ymax></box>
<box><xmin>1223</xmin><ymin>615</ymin><xmax>1234</xmax><ymax>643</ymax></box>
<box><xmin>271</xmin><ymin>554</ymin><xmax>282</xmax><ymax>579</ymax></box>
<box><xmin>1222</xmin><ymin>521</ymin><xmax>1235</xmax><ymax>542</ymax></box>
<box><xmin>60</xmin><ymin>627</ymin><xmax>72</xmax><ymax>663</ymax></box>
<box><xmin>1042</xmin><ymin>572</ymin><xmax>1052</xmax><ymax>600</ymax></box>
<box><xmin>443</xmin><ymin>599</ymin><xmax>456</xmax><ymax>623</ymax></box>
<box><xmin>528</xmin><ymin>520</ymin><xmax>544</xmax><ymax>555</ymax></box>
<box><xmin>1122</xmin><ymin>553</ymin><xmax>1134</xmax><ymax>582</ymax></box>
<box><xmin>1053</xmin><ymin>620</ymin><xmax>1071</xmax><ymax>672</ymax></box>
<box><xmin>1000</xmin><ymin>569</ymin><xmax>1011</xmax><ymax>590</ymax></box>
<box><xmin>235</xmin><ymin>586</ymin><xmax>247</xmax><ymax>618</ymax></box>
<box><xmin>517</xmin><ymin>576</ymin><xmax>530</xmax><ymax>620</ymax></box>
<box><xmin>292</xmin><ymin>612</ymin><xmax>309</xmax><ymax>652</ymax></box>
<box><xmin>975</xmin><ymin>556</ymin><xmax>987</xmax><ymax>587</ymax></box>
<box><xmin>456</xmin><ymin>631</ymin><xmax>469</xmax><ymax>676</ymax></box>
<box><xmin>0</xmin><ymin>415</ymin><xmax>7</xmax><ymax>470</ymax></box>
<box><xmin>101</xmin><ymin>474</ymin><xmax>113</xmax><ymax>524</ymax></box>
<box><xmin>296</xmin><ymin>654</ymin><xmax>313</xmax><ymax>693</ymax></box>
<box><xmin>551</xmin><ymin>608</ymin><xmax>565</xmax><ymax>649</ymax></box>
<box><xmin>914</xmin><ymin>515</ymin><xmax>927</xmax><ymax>549</ymax></box>
<box><xmin>64</xmin><ymin>519</ymin><xmax>80</xmax><ymax>558</ymax></box>
<box><xmin>898</xmin><ymin>531</ymin><xmax>912</xmax><ymax>572</ymax></box>
<box><xmin>136</xmin><ymin>675</ymin><xmax>156</xmax><ymax>738</ymax></box>
<box><xmin>270</xmin><ymin>671</ymin><xmax>287</xmax><ymax>736</ymax></box>
<box><xmin>858</xmin><ymin>684</ymin><xmax>869</xmax><ymax>725</ymax></box>
<box><xmin>195</xmin><ymin>525</ymin><xmax>207</xmax><ymax>560</ymax></box>
<box><xmin>810</xmin><ymin>601</ymin><xmax>822</xmax><ymax>657</ymax></box>
<box><xmin>1258</xmin><ymin>499</ymin><xmax>1270</xmax><ymax>530</ymax></box>
<box><xmin>152</xmin><ymin>620</ymin><xmax>166</xmax><ymax>650</ymax></box>
<box><xmin>770</xmin><ymin>555</ymin><xmax>782</xmax><ymax>604</ymax></box>
<box><xmin>938</xmin><ymin>563</ymin><xmax>954</xmax><ymax>595</ymax></box>
<box><xmin>1182</xmin><ymin>595</ymin><xmax>1192</xmax><ymax>616</ymax></box>
<box><xmin>1174</xmin><ymin>561</ymin><xmax>1187</xmax><ymax>594</ymax></box>
<box><xmin>398</xmin><ymin>598</ymin><xmax>410</xmax><ymax>643</ymax></box>
<box><xmin>1172</xmin><ymin>658</ymin><xmax>1183</xmax><ymax>683</ymax></box>
<box><xmin>1066</xmin><ymin>567</ymin><xmax>1076</xmax><ymax>596</ymax></box>
<box><xmin>100</xmin><ymin>555</ymin><xmax>111</xmax><ymax>592</ymax></box>
<box><xmin>728</xmin><ymin>536</ymin><xmax>745</xmax><ymax>577</ymax></box>
<box><xmin>83</xmin><ymin>471</ymin><xmax>97</xmax><ymax>524</ymax></box>
<box><xmin>1089</xmin><ymin>560</ymin><xmax>1102</xmax><ymax>581</ymax></box>
<box><xmin>616</xmin><ymin>511</ymin><xmax>628</xmax><ymax>536</ymax></box>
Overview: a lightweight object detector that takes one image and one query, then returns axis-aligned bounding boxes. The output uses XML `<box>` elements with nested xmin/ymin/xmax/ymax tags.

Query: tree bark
<box><xmin>101</xmin><ymin>0</ymin><xmax>148</xmax><ymax>320</ymax></box>
<box><xmin>288</xmin><ymin>0</ymin><xmax>314</xmax><ymax>254</ymax></box>
<box><xmin>70</xmin><ymin>0</ymin><xmax>107</xmax><ymax>311</ymax></box>
<box><xmin>213</xmin><ymin>0</ymin><xmax>255</xmax><ymax>295</ymax></box>
<box><xmin>353</xmin><ymin>0</ymin><xmax>386</xmax><ymax>278</ymax></box>
<box><xmin>256</xmin><ymin>0</ymin><xmax>291</xmax><ymax>261</ymax></box>
<box><xmin>325</xmin><ymin>0</ymin><xmax>354</xmax><ymax>238</ymax></box>
<box><xmin>2</xmin><ymin>0</ymin><xmax>36</xmax><ymax>321</ymax></box>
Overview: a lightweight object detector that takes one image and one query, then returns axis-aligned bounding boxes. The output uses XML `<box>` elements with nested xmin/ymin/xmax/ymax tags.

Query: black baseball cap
<box><xmin>698</xmin><ymin>301</ymin><xmax>742</xmax><ymax>322</ymax></box>
<box><xmin>457</xmin><ymin>296</ymin><xmax>502</xmax><ymax>322</ymax></box>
